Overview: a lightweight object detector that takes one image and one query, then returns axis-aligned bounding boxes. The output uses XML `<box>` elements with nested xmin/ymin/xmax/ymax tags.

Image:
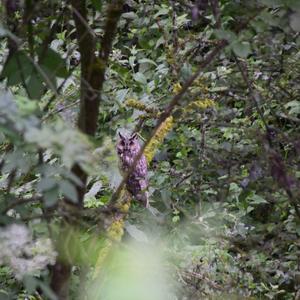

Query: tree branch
<box><xmin>209</xmin><ymin>0</ymin><xmax>221</xmax><ymax>29</ymax></box>
<box><xmin>109</xmin><ymin>40</ymin><xmax>227</xmax><ymax>204</ymax></box>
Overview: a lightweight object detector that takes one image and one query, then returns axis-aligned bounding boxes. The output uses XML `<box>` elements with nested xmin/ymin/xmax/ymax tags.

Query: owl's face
<box><xmin>117</xmin><ymin>132</ymin><xmax>140</xmax><ymax>161</ymax></box>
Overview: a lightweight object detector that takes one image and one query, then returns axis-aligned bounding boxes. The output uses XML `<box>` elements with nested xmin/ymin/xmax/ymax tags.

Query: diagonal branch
<box><xmin>209</xmin><ymin>0</ymin><xmax>221</xmax><ymax>29</ymax></box>
<box><xmin>109</xmin><ymin>40</ymin><xmax>227</xmax><ymax>204</ymax></box>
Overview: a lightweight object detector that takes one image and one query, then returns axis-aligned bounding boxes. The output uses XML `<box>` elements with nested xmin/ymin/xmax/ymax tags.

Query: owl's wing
<box><xmin>136</xmin><ymin>156</ymin><xmax>148</xmax><ymax>177</ymax></box>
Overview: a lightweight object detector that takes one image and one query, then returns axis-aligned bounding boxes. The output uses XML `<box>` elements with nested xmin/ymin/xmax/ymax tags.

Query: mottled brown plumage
<box><xmin>117</xmin><ymin>132</ymin><xmax>148</xmax><ymax>207</ymax></box>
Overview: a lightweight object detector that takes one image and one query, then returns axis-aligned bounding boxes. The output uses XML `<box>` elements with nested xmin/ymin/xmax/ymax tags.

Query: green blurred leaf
<box><xmin>214</xmin><ymin>29</ymin><xmax>237</xmax><ymax>42</ymax></box>
<box><xmin>248</xmin><ymin>193</ymin><xmax>268</xmax><ymax>205</ymax></box>
<box><xmin>290</xmin><ymin>12</ymin><xmax>300</xmax><ymax>31</ymax></box>
<box><xmin>37</xmin><ymin>47</ymin><xmax>68</xmax><ymax>78</ymax></box>
<box><xmin>59</xmin><ymin>180</ymin><xmax>78</xmax><ymax>203</ymax></box>
<box><xmin>38</xmin><ymin>178</ymin><xmax>57</xmax><ymax>191</ymax></box>
<box><xmin>44</xmin><ymin>188</ymin><xmax>59</xmax><ymax>207</ymax></box>
<box><xmin>138</xmin><ymin>58</ymin><xmax>157</xmax><ymax>66</ymax></box>
<box><xmin>285</xmin><ymin>100</ymin><xmax>300</xmax><ymax>115</ymax></box>
<box><xmin>123</xmin><ymin>12</ymin><xmax>138</xmax><ymax>20</ymax></box>
<box><xmin>23</xmin><ymin>275</ymin><xmax>38</xmax><ymax>294</ymax></box>
<box><xmin>125</xmin><ymin>223</ymin><xmax>149</xmax><ymax>243</ymax></box>
<box><xmin>232</xmin><ymin>41</ymin><xmax>251</xmax><ymax>58</ymax></box>
<box><xmin>0</xmin><ymin>25</ymin><xmax>7</xmax><ymax>37</ymax></box>
<box><xmin>26</xmin><ymin>72</ymin><xmax>44</xmax><ymax>99</ymax></box>
<box><xmin>133</xmin><ymin>72</ymin><xmax>147</xmax><ymax>85</ymax></box>
<box><xmin>91</xmin><ymin>0</ymin><xmax>102</xmax><ymax>11</ymax></box>
<box><xmin>154</xmin><ymin>7</ymin><xmax>169</xmax><ymax>18</ymax></box>
<box><xmin>1</xmin><ymin>51</ymin><xmax>33</xmax><ymax>86</ymax></box>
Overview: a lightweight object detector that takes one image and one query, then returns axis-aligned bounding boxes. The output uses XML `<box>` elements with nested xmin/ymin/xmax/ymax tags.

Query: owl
<box><xmin>117</xmin><ymin>132</ymin><xmax>149</xmax><ymax>207</ymax></box>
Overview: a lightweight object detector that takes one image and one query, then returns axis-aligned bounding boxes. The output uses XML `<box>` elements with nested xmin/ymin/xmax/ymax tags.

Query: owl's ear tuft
<box><xmin>130</xmin><ymin>133</ymin><xmax>138</xmax><ymax>140</ymax></box>
<box><xmin>119</xmin><ymin>132</ymin><xmax>125</xmax><ymax>139</ymax></box>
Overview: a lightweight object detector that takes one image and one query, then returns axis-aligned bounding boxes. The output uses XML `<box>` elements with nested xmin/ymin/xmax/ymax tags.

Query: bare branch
<box><xmin>209</xmin><ymin>0</ymin><xmax>221</xmax><ymax>29</ymax></box>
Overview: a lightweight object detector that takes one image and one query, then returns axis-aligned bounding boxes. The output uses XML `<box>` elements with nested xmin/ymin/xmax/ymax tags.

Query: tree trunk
<box><xmin>50</xmin><ymin>1</ymin><xmax>124</xmax><ymax>299</ymax></box>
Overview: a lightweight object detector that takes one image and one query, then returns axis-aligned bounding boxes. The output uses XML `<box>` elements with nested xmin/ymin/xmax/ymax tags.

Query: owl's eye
<box><xmin>129</xmin><ymin>141</ymin><xmax>135</xmax><ymax>146</ymax></box>
<box><xmin>120</xmin><ymin>140</ymin><xmax>125</xmax><ymax>146</ymax></box>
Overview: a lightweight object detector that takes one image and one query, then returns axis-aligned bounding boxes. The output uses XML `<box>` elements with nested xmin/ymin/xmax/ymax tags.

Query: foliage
<box><xmin>0</xmin><ymin>0</ymin><xmax>300</xmax><ymax>299</ymax></box>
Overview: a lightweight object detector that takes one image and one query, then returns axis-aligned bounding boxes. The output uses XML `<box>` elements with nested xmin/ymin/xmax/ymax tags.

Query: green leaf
<box><xmin>122</xmin><ymin>12</ymin><xmax>138</xmax><ymax>20</ymax></box>
<box><xmin>37</xmin><ymin>178</ymin><xmax>57</xmax><ymax>191</ymax></box>
<box><xmin>209</xmin><ymin>86</ymin><xmax>228</xmax><ymax>92</ymax></box>
<box><xmin>296</xmin><ymin>225</ymin><xmax>300</xmax><ymax>237</ymax></box>
<box><xmin>286</xmin><ymin>0</ymin><xmax>300</xmax><ymax>9</ymax></box>
<box><xmin>38</xmin><ymin>281</ymin><xmax>58</xmax><ymax>300</ymax></box>
<box><xmin>133</xmin><ymin>72</ymin><xmax>147</xmax><ymax>85</ymax></box>
<box><xmin>91</xmin><ymin>0</ymin><xmax>102</xmax><ymax>11</ymax></box>
<box><xmin>15</xmin><ymin>95</ymin><xmax>39</xmax><ymax>115</ymax></box>
<box><xmin>0</xmin><ymin>290</ymin><xmax>9</xmax><ymax>300</ymax></box>
<box><xmin>285</xmin><ymin>100</ymin><xmax>300</xmax><ymax>115</ymax></box>
<box><xmin>258</xmin><ymin>0</ymin><xmax>284</xmax><ymax>7</ymax></box>
<box><xmin>59</xmin><ymin>180</ymin><xmax>78</xmax><ymax>203</ymax></box>
<box><xmin>138</xmin><ymin>58</ymin><xmax>157</xmax><ymax>66</ymax></box>
<box><xmin>214</xmin><ymin>29</ymin><xmax>237</xmax><ymax>42</ymax></box>
<box><xmin>154</xmin><ymin>8</ymin><xmax>169</xmax><ymax>18</ymax></box>
<box><xmin>155</xmin><ymin>36</ymin><xmax>165</xmax><ymax>48</ymax></box>
<box><xmin>23</xmin><ymin>275</ymin><xmax>38</xmax><ymax>294</ymax></box>
<box><xmin>248</xmin><ymin>193</ymin><xmax>268</xmax><ymax>205</ymax></box>
<box><xmin>1</xmin><ymin>51</ymin><xmax>33</xmax><ymax>86</ymax></box>
<box><xmin>125</xmin><ymin>223</ymin><xmax>149</xmax><ymax>243</ymax></box>
<box><xmin>129</xmin><ymin>56</ymin><xmax>135</xmax><ymax>69</ymax></box>
<box><xmin>116</xmin><ymin>89</ymin><xmax>129</xmax><ymax>102</ymax></box>
<box><xmin>37</xmin><ymin>47</ymin><xmax>68</xmax><ymax>78</ymax></box>
<box><xmin>232</xmin><ymin>41</ymin><xmax>251</xmax><ymax>58</ymax></box>
<box><xmin>85</xmin><ymin>181</ymin><xmax>102</xmax><ymax>198</ymax></box>
<box><xmin>44</xmin><ymin>188</ymin><xmax>59</xmax><ymax>207</ymax></box>
<box><xmin>0</xmin><ymin>26</ymin><xmax>7</xmax><ymax>37</ymax></box>
<box><xmin>26</xmin><ymin>71</ymin><xmax>44</xmax><ymax>99</ymax></box>
<box><xmin>180</xmin><ymin>62</ymin><xmax>193</xmax><ymax>81</ymax></box>
<box><xmin>290</xmin><ymin>12</ymin><xmax>300</xmax><ymax>31</ymax></box>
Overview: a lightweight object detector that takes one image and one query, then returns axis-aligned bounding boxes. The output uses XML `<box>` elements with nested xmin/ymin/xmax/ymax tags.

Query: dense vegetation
<box><xmin>0</xmin><ymin>0</ymin><xmax>300</xmax><ymax>299</ymax></box>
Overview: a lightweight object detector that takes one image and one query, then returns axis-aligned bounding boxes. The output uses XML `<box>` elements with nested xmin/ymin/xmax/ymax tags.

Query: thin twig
<box><xmin>43</xmin><ymin>99</ymin><xmax>80</xmax><ymax>121</ymax></box>
<box><xmin>174</xmin><ymin>171</ymin><xmax>193</xmax><ymax>188</ymax></box>
<box><xmin>42</xmin><ymin>64</ymin><xmax>78</xmax><ymax>112</ymax></box>
<box><xmin>209</xmin><ymin>0</ymin><xmax>221</xmax><ymax>29</ymax></box>
<box><xmin>71</xmin><ymin>6</ymin><xmax>96</xmax><ymax>40</ymax></box>
<box><xmin>6</xmin><ymin>169</ymin><xmax>16</xmax><ymax>194</ymax></box>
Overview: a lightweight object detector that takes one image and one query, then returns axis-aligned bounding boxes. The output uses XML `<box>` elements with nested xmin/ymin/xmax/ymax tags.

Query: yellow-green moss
<box><xmin>172</xmin><ymin>82</ymin><xmax>182</xmax><ymax>94</ymax></box>
<box><xmin>144</xmin><ymin>116</ymin><xmax>174</xmax><ymax>163</ymax></box>
<box><xmin>93</xmin><ymin>101</ymin><xmax>174</xmax><ymax>279</ymax></box>
<box><xmin>125</xmin><ymin>98</ymin><xmax>158</xmax><ymax>114</ymax></box>
<box><xmin>184</xmin><ymin>98</ymin><xmax>216</xmax><ymax>112</ymax></box>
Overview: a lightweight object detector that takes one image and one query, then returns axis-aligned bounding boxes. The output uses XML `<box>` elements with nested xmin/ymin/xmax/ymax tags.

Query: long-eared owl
<box><xmin>117</xmin><ymin>132</ymin><xmax>149</xmax><ymax>207</ymax></box>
